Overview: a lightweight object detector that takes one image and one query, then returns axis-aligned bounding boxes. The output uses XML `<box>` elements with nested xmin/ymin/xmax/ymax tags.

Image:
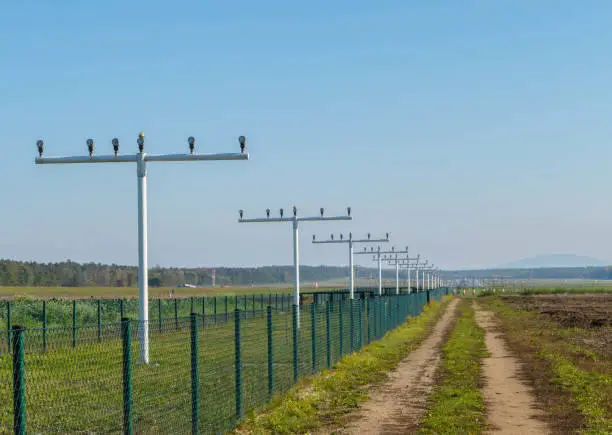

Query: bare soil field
<box><xmin>503</xmin><ymin>294</ymin><xmax>611</xmax><ymax>359</ymax></box>
<box><xmin>508</xmin><ymin>294</ymin><xmax>611</xmax><ymax>328</ymax></box>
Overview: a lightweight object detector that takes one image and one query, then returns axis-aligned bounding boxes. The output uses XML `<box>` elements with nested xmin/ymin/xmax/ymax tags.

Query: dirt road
<box><xmin>327</xmin><ymin>297</ymin><xmax>460</xmax><ymax>434</ymax></box>
<box><xmin>473</xmin><ymin>304</ymin><xmax>550</xmax><ymax>434</ymax></box>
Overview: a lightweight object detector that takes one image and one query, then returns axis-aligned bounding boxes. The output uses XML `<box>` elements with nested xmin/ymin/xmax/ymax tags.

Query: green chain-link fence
<box><xmin>0</xmin><ymin>288</ymin><xmax>449</xmax><ymax>434</ymax></box>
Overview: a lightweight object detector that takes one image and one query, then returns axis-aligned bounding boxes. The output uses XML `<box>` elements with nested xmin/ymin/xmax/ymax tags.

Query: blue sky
<box><xmin>1</xmin><ymin>1</ymin><xmax>611</xmax><ymax>270</ymax></box>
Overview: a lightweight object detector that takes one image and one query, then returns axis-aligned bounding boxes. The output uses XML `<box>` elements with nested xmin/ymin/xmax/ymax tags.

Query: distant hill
<box><xmin>499</xmin><ymin>254</ymin><xmax>610</xmax><ymax>269</ymax></box>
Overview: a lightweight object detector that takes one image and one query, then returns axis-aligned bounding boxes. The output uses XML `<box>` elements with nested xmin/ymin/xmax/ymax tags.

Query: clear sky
<box><xmin>1</xmin><ymin>1</ymin><xmax>611</xmax><ymax>270</ymax></box>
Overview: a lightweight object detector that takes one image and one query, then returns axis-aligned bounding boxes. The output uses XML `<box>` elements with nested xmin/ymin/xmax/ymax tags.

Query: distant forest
<box><xmin>1</xmin><ymin>259</ymin><xmax>611</xmax><ymax>287</ymax></box>
<box><xmin>0</xmin><ymin>259</ymin><xmax>352</xmax><ymax>287</ymax></box>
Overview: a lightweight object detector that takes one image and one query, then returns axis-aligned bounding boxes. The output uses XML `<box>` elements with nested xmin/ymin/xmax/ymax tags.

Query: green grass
<box><xmin>0</xmin><ymin>293</ymin><xmax>294</xmax><ymax>330</ymax></box>
<box><xmin>481</xmin><ymin>297</ymin><xmax>612</xmax><ymax>434</ymax></box>
<box><xmin>234</xmin><ymin>296</ymin><xmax>452</xmax><ymax>434</ymax></box>
<box><xmin>0</xmin><ymin>292</ymin><xmax>437</xmax><ymax>433</ymax></box>
<box><xmin>419</xmin><ymin>300</ymin><xmax>487</xmax><ymax>434</ymax></box>
<box><xmin>0</xmin><ymin>285</ymin><xmax>297</xmax><ymax>299</ymax></box>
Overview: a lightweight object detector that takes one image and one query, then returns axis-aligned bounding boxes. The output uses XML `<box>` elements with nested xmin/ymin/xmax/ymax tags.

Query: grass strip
<box><xmin>234</xmin><ymin>296</ymin><xmax>453</xmax><ymax>434</ymax></box>
<box><xmin>481</xmin><ymin>297</ymin><xmax>612</xmax><ymax>434</ymax></box>
<box><xmin>419</xmin><ymin>299</ymin><xmax>487</xmax><ymax>434</ymax></box>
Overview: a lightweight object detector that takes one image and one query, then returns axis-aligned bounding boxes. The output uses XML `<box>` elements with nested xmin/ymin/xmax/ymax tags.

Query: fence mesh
<box><xmin>0</xmin><ymin>289</ymin><xmax>450</xmax><ymax>433</ymax></box>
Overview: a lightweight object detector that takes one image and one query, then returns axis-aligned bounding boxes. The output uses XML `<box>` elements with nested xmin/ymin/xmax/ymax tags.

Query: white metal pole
<box><xmin>416</xmin><ymin>265</ymin><xmax>419</xmax><ymax>290</ymax></box>
<box><xmin>292</xmin><ymin>218</ymin><xmax>300</xmax><ymax>325</ymax></box>
<box><xmin>136</xmin><ymin>154</ymin><xmax>149</xmax><ymax>364</ymax></box>
<box><xmin>349</xmin><ymin>240</ymin><xmax>355</xmax><ymax>300</ymax></box>
<box><xmin>395</xmin><ymin>257</ymin><xmax>399</xmax><ymax>295</ymax></box>
<box><xmin>422</xmin><ymin>268</ymin><xmax>425</xmax><ymax>291</ymax></box>
<box><xmin>407</xmin><ymin>264</ymin><xmax>411</xmax><ymax>293</ymax></box>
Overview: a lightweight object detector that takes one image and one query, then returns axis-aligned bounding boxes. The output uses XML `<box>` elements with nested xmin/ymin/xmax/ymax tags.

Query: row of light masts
<box><xmin>35</xmin><ymin>133</ymin><xmax>444</xmax><ymax>362</ymax></box>
<box><xmin>312</xmin><ymin>232</ymin><xmax>389</xmax><ymax>299</ymax></box>
<box><xmin>238</xmin><ymin>206</ymin><xmax>352</xmax><ymax>325</ymax></box>
<box><xmin>389</xmin><ymin>260</ymin><xmax>441</xmax><ymax>290</ymax></box>
<box><xmin>355</xmin><ymin>246</ymin><xmax>409</xmax><ymax>295</ymax></box>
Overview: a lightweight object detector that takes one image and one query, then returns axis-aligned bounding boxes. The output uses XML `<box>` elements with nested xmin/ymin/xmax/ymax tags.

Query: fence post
<box><xmin>326</xmin><ymin>302</ymin><xmax>331</xmax><ymax>368</ymax></box>
<box><xmin>190</xmin><ymin>313</ymin><xmax>199</xmax><ymax>435</ymax></box>
<box><xmin>349</xmin><ymin>299</ymin><xmax>355</xmax><ymax>353</ymax></box>
<box><xmin>366</xmin><ymin>298</ymin><xmax>371</xmax><ymax>344</ymax></box>
<box><xmin>292</xmin><ymin>304</ymin><xmax>298</xmax><ymax>383</ymax></box>
<box><xmin>12</xmin><ymin>325</ymin><xmax>26</xmax><ymax>435</ymax></box>
<box><xmin>267</xmin><ymin>306</ymin><xmax>274</xmax><ymax>398</ymax></box>
<box><xmin>311</xmin><ymin>303</ymin><xmax>316</xmax><ymax>373</ymax></box>
<box><xmin>97</xmin><ymin>300</ymin><xmax>102</xmax><ymax>344</ymax></box>
<box><xmin>6</xmin><ymin>301</ymin><xmax>11</xmax><ymax>353</ymax></box>
<box><xmin>158</xmin><ymin>299</ymin><xmax>162</xmax><ymax>333</ymax></box>
<box><xmin>174</xmin><ymin>299</ymin><xmax>179</xmax><ymax>330</ymax></box>
<box><xmin>224</xmin><ymin>296</ymin><xmax>228</xmax><ymax>323</ymax></box>
<box><xmin>121</xmin><ymin>318</ymin><xmax>133</xmax><ymax>435</ymax></box>
<box><xmin>234</xmin><ymin>309</ymin><xmax>243</xmax><ymax>420</ymax></box>
<box><xmin>358</xmin><ymin>298</ymin><xmax>363</xmax><ymax>350</ymax></box>
<box><xmin>42</xmin><ymin>300</ymin><xmax>47</xmax><ymax>352</ymax></box>
<box><xmin>339</xmin><ymin>299</ymin><xmax>344</xmax><ymax>356</ymax></box>
<box><xmin>252</xmin><ymin>295</ymin><xmax>255</xmax><ymax>316</ymax></box>
<box><xmin>190</xmin><ymin>297</ymin><xmax>194</xmax><ymax>315</ymax></box>
<box><xmin>260</xmin><ymin>294</ymin><xmax>264</xmax><ymax>312</ymax></box>
<box><xmin>72</xmin><ymin>300</ymin><xmax>77</xmax><ymax>348</ymax></box>
<box><xmin>213</xmin><ymin>297</ymin><xmax>217</xmax><ymax>324</ymax></box>
<box><xmin>374</xmin><ymin>297</ymin><xmax>379</xmax><ymax>339</ymax></box>
<box><xmin>120</xmin><ymin>299</ymin><xmax>125</xmax><ymax>319</ymax></box>
<box><xmin>202</xmin><ymin>297</ymin><xmax>206</xmax><ymax>324</ymax></box>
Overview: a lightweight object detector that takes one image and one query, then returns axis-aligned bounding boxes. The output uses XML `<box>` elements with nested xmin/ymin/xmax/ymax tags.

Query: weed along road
<box><xmin>328</xmin><ymin>297</ymin><xmax>461</xmax><ymax>434</ymax></box>
<box><xmin>473</xmin><ymin>303</ymin><xmax>550</xmax><ymax>434</ymax></box>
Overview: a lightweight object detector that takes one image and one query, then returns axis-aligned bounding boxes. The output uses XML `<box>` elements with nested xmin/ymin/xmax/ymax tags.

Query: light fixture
<box><xmin>137</xmin><ymin>132</ymin><xmax>145</xmax><ymax>152</ymax></box>
<box><xmin>87</xmin><ymin>138</ymin><xmax>94</xmax><ymax>156</ymax></box>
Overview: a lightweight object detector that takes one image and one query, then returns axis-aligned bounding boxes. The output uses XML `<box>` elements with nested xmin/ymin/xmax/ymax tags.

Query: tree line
<box><xmin>0</xmin><ymin>259</ymin><xmax>353</xmax><ymax>287</ymax></box>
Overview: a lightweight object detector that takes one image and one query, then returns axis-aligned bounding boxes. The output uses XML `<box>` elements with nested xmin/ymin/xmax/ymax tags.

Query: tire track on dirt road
<box><xmin>325</xmin><ymin>297</ymin><xmax>460</xmax><ymax>434</ymax></box>
<box><xmin>473</xmin><ymin>303</ymin><xmax>550</xmax><ymax>434</ymax></box>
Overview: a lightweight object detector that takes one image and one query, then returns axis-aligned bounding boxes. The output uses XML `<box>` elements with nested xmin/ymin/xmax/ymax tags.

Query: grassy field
<box><xmin>0</xmin><ymin>293</ymin><xmax>295</xmax><ymax>332</ymax></box>
<box><xmin>234</xmin><ymin>296</ymin><xmax>451</xmax><ymax>434</ymax></box>
<box><xmin>480</xmin><ymin>294</ymin><xmax>611</xmax><ymax>434</ymax></box>
<box><xmin>0</xmin><ymin>285</ymin><xmax>402</xmax><ymax>333</ymax></box>
<box><xmin>419</xmin><ymin>299</ymin><xmax>487</xmax><ymax>434</ymax></box>
<box><xmin>0</xmin><ymin>291</ymin><xmax>436</xmax><ymax>433</ymax></box>
<box><xmin>0</xmin><ymin>285</ymin><xmax>297</xmax><ymax>299</ymax></box>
